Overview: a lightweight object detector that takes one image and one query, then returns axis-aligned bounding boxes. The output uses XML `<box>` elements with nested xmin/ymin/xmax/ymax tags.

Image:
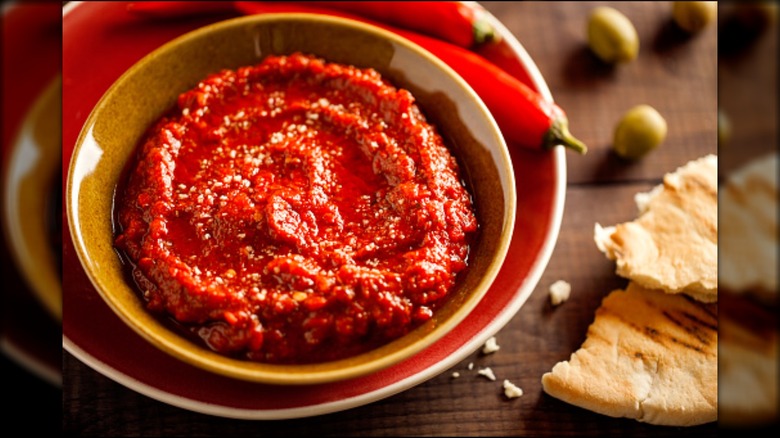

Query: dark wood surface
<box><xmin>60</xmin><ymin>2</ymin><xmax>732</xmax><ymax>436</ymax></box>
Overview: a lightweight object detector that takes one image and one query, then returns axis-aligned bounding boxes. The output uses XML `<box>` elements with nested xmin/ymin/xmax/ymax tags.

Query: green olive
<box><xmin>672</xmin><ymin>1</ymin><xmax>718</xmax><ymax>33</ymax></box>
<box><xmin>587</xmin><ymin>6</ymin><xmax>639</xmax><ymax>63</ymax></box>
<box><xmin>613</xmin><ymin>105</ymin><xmax>667</xmax><ymax>160</ymax></box>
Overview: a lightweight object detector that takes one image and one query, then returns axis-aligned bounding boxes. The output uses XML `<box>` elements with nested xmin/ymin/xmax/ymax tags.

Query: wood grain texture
<box><xmin>61</xmin><ymin>2</ymin><xmax>729</xmax><ymax>436</ymax></box>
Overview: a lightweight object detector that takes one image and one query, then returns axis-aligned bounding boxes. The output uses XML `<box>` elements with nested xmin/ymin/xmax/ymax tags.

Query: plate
<box><xmin>1</xmin><ymin>2</ymin><xmax>62</xmax><ymax>387</ymax></box>
<box><xmin>63</xmin><ymin>1</ymin><xmax>565</xmax><ymax>419</ymax></box>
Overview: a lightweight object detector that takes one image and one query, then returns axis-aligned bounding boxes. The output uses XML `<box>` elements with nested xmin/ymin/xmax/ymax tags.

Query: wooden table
<box><xmin>60</xmin><ymin>2</ymin><xmax>731</xmax><ymax>435</ymax></box>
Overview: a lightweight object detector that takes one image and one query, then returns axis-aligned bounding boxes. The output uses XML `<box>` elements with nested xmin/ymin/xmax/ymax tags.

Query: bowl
<box><xmin>66</xmin><ymin>13</ymin><xmax>515</xmax><ymax>385</ymax></box>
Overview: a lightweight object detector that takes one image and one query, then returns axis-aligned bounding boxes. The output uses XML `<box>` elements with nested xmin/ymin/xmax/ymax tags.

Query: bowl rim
<box><xmin>66</xmin><ymin>12</ymin><xmax>516</xmax><ymax>385</ymax></box>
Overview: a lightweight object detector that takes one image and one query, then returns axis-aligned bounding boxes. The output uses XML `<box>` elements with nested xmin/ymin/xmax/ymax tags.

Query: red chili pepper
<box><xmin>125</xmin><ymin>1</ymin><xmax>494</xmax><ymax>47</ymax></box>
<box><xmin>126</xmin><ymin>1</ymin><xmax>586</xmax><ymax>153</ymax></box>
<box><xmin>234</xmin><ymin>2</ymin><xmax>586</xmax><ymax>153</ymax></box>
<box><xmin>301</xmin><ymin>2</ymin><xmax>498</xmax><ymax>48</ymax></box>
<box><xmin>395</xmin><ymin>32</ymin><xmax>587</xmax><ymax>154</ymax></box>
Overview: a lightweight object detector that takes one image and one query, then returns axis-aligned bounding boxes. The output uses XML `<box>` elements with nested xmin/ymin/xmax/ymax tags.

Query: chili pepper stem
<box><xmin>544</xmin><ymin>118</ymin><xmax>588</xmax><ymax>154</ymax></box>
<box><xmin>473</xmin><ymin>18</ymin><xmax>499</xmax><ymax>45</ymax></box>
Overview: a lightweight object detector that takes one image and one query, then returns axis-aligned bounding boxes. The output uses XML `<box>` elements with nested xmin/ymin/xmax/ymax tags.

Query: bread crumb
<box><xmin>451</xmin><ymin>371</ymin><xmax>460</xmax><ymax>379</ymax></box>
<box><xmin>549</xmin><ymin>280</ymin><xmax>572</xmax><ymax>306</ymax></box>
<box><xmin>482</xmin><ymin>336</ymin><xmax>500</xmax><ymax>354</ymax></box>
<box><xmin>478</xmin><ymin>367</ymin><xmax>496</xmax><ymax>381</ymax></box>
<box><xmin>503</xmin><ymin>379</ymin><xmax>524</xmax><ymax>399</ymax></box>
<box><xmin>468</xmin><ymin>362</ymin><xmax>474</xmax><ymax>370</ymax></box>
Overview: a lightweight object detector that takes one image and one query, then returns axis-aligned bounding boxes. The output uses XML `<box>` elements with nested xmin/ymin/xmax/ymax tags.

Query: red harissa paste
<box><xmin>114</xmin><ymin>53</ymin><xmax>477</xmax><ymax>364</ymax></box>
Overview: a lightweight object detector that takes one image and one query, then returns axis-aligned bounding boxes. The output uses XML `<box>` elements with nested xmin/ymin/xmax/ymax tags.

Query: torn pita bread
<box><xmin>541</xmin><ymin>282</ymin><xmax>717</xmax><ymax>426</ymax></box>
<box><xmin>719</xmin><ymin>153</ymin><xmax>778</xmax><ymax>304</ymax></box>
<box><xmin>595</xmin><ymin>155</ymin><xmax>717</xmax><ymax>302</ymax></box>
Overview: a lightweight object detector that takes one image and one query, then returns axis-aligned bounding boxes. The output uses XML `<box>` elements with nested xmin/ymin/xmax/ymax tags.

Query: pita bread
<box><xmin>718</xmin><ymin>153</ymin><xmax>779</xmax><ymax>427</ymax></box>
<box><xmin>594</xmin><ymin>155</ymin><xmax>717</xmax><ymax>302</ymax></box>
<box><xmin>719</xmin><ymin>153</ymin><xmax>777</xmax><ymax>304</ymax></box>
<box><xmin>541</xmin><ymin>282</ymin><xmax>717</xmax><ymax>426</ymax></box>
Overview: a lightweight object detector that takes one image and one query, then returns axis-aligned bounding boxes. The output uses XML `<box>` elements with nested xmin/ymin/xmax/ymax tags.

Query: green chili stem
<box><xmin>544</xmin><ymin>118</ymin><xmax>588</xmax><ymax>154</ymax></box>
